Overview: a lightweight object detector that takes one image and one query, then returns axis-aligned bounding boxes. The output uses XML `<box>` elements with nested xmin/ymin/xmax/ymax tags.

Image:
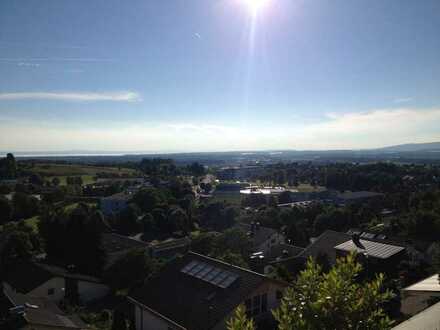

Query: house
<box><xmin>269</xmin><ymin>230</ymin><xmax>406</xmax><ymax>275</ymax></box>
<box><xmin>392</xmin><ymin>301</ymin><xmax>440</xmax><ymax>330</ymax></box>
<box><xmin>128</xmin><ymin>252</ymin><xmax>287</xmax><ymax>330</ymax></box>
<box><xmin>100</xmin><ymin>191</ymin><xmax>134</xmax><ymax>216</ymax></box>
<box><xmin>237</xmin><ymin>222</ymin><xmax>285</xmax><ymax>254</ymax></box>
<box><xmin>400</xmin><ymin>274</ymin><xmax>440</xmax><ymax>316</ymax></box>
<box><xmin>3</xmin><ymin>262</ymin><xmax>110</xmax><ymax>305</ymax></box>
<box><xmin>101</xmin><ymin>233</ymin><xmax>150</xmax><ymax>267</ymax></box>
<box><xmin>334</xmin><ymin>234</ymin><xmax>406</xmax><ymax>273</ymax></box>
<box><xmin>248</xmin><ymin>243</ymin><xmax>304</xmax><ymax>275</ymax></box>
<box><xmin>1</xmin><ymin>285</ymin><xmax>87</xmax><ymax>330</ymax></box>
<box><xmin>149</xmin><ymin>237</ymin><xmax>191</xmax><ymax>259</ymax></box>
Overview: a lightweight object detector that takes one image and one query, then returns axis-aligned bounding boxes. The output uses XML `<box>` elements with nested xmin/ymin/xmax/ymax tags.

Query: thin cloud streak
<box><xmin>0</xmin><ymin>57</ymin><xmax>114</xmax><ymax>63</ymax></box>
<box><xmin>0</xmin><ymin>92</ymin><xmax>141</xmax><ymax>102</ymax></box>
<box><xmin>394</xmin><ymin>97</ymin><xmax>413</xmax><ymax>103</ymax></box>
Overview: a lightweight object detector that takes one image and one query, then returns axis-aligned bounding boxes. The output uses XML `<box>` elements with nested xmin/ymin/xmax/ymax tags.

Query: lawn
<box><xmin>210</xmin><ymin>192</ymin><xmax>243</xmax><ymax>206</ymax></box>
<box><xmin>28</xmin><ymin>163</ymin><xmax>139</xmax><ymax>186</ymax></box>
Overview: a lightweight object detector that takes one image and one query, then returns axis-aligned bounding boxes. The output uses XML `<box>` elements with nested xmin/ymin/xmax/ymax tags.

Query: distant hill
<box><xmin>375</xmin><ymin>142</ymin><xmax>440</xmax><ymax>152</ymax></box>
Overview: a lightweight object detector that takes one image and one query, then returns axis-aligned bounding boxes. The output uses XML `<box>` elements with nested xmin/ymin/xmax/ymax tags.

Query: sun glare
<box><xmin>241</xmin><ymin>0</ymin><xmax>270</xmax><ymax>15</ymax></box>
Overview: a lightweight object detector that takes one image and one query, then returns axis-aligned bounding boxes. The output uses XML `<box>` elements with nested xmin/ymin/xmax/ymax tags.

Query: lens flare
<box><xmin>241</xmin><ymin>0</ymin><xmax>270</xmax><ymax>15</ymax></box>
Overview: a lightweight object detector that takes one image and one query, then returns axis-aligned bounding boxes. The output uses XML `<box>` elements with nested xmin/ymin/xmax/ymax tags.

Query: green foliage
<box><xmin>273</xmin><ymin>254</ymin><xmax>393</xmax><ymax>330</ymax></box>
<box><xmin>0</xmin><ymin>153</ymin><xmax>17</xmax><ymax>179</ymax></box>
<box><xmin>0</xmin><ymin>196</ymin><xmax>12</xmax><ymax>224</ymax></box>
<box><xmin>227</xmin><ymin>305</ymin><xmax>255</xmax><ymax>330</ymax></box>
<box><xmin>39</xmin><ymin>203</ymin><xmax>106</xmax><ymax>275</ymax></box>
<box><xmin>11</xmin><ymin>192</ymin><xmax>40</xmax><ymax>220</ymax></box>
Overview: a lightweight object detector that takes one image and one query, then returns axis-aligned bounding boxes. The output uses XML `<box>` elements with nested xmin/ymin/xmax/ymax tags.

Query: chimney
<box><xmin>352</xmin><ymin>234</ymin><xmax>364</xmax><ymax>249</ymax></box>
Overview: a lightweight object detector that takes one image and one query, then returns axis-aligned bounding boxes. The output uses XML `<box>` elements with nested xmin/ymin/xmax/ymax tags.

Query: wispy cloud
<box><xmin>17</xmin><ymin>62</ymin><xmax>41</xmax><ymax>68</ymax></box>
<box><xmin>0</xmin><ymin>91</ymin><xmax>141</xmax><ymax>102</ymax></box>
<box><xmin>0</xmin><ymin>57</ymin><xmax>114</xmax><ymax>63</ymax></box>
<box><xmin>393</xmin><ymin>97</ymin><xmax>413</xmax><ymax>103</ymax></box>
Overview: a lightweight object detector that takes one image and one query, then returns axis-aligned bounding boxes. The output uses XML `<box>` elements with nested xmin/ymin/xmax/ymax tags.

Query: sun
<box><xmin>241</xmin><ymin>0</ymin><xmax>270</xmax><ymax>15</ymax></box>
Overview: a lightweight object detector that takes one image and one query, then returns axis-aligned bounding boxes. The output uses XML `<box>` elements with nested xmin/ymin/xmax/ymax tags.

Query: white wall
<box><xmin>257</xmin><ymin>233</ymin><xmax>285</xmax><ymax>254</ymax></box>
<box><xmin>28</xmin><ymin>277</ymin><xmax>65</xmax><ymax>302</ymax></box>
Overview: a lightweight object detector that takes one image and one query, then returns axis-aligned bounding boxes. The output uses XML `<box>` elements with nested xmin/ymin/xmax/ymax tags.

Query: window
<box><xmin>245</xmin><ymin>293</ymin><xmax>268</xmax><ymax>317</ymax></box>
<box><xmin>48</xmin><ymin>288</ymin><xmax>55</xmax><ymax>295</ymax></box>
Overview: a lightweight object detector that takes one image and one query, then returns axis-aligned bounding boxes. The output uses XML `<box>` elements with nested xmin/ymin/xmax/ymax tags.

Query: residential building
<box><xmin>100</xmin><ymin>192</ymin><xmax>133</xmax><ymax>216</ymax></box>
<box><xmin>128</xmin><ymin>252</ymin><xmax>287</xmax><ymax>330</ymax></box>
<box><xmin>3</xmin><ymin>262</ymin><xmax>110</xmax><ymax>305</ymax></box>
<box><xmin>101</xmin><ymin>233</ymin><xmax>150</xmax><ymax>267</ymax></box>
<box><xmin>237</xmin><ymin>223</ymin><xmax>285</xmax><ymax>254</ymax></box>
<box><xmin>400</xmin><ymin>274</ymin><xmax>440</xmax><ymax>316</ymax></box>
<box><xmin>392</xmin><ymin>301</ymin><xmax>440</xmax><ymax>330</ymax></box>
<box><xmin>269</xmin><ymin>230</ymin><xmax>406</xmax><ymax>276</ymax></box>
<box><xmin>1</xmin><ymin>285</ymin><xmax>87</xmax><ymax>330</ymax></box>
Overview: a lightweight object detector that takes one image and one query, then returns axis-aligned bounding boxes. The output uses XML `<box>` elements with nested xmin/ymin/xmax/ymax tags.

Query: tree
<box><xmin>12</xmin><ymin>192</ymin><xmax>39</xmax><ymax>220</ymax></box>
<box><xmin>0</xmin><ymin>153</ymin><xmax>17</xmax><ymax>179</ymax></box>
<box><xmin>112</xmin><ymin>309</ymin><xmax>128</xmax><ymax>330</ymax></box>
<box><xmin>39</xmin><ymin>204</ymin><xmax>106</xmax><ymax>276</ymax></box>
<box><xmin>0</xmin><ymin>196</ymin><xmax>12</xmax><ymax>224</ymax></box>
<box><xmin>114</xmin><ymin>204</ymin><xmax>141</xmax><ymax>235</ymax></box>
<box><xmin>227</xmin><ymin>305</ymin><xmax>255</xmax><ymax>330</ymax></box>
<box><xmin>273</xmin><ymin>254</ymin><xmax>393</xmax><ymax>330</ymax></box>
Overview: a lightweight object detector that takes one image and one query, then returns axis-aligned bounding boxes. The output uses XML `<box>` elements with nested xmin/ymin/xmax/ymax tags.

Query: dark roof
<box><xmin>3</xmin><ymin>286</ymin><xmax>86</xmax><ymax>329</ymax></box>
<box><xmin>237</xmin><ymin>223</ymin><xmax>278</xmax><ymax>248</ymax></box>
<box><xmin>4</xmin><ymin>262</ymin><xmax>54</xmax><ymax>293</ymax></box>
<box><xmin>128</xmin><ymin>252</ymin><xmax>285</xmax><ymax>330</ymax></box>
<box><xmin>266</xmin><ymin>243</ymin><xmax>304</xmax><ymax>262</ymax></box>
<box><xmin>298</xmin><ymin>230</ymin><xmax>352</xmax><ymax>265</ymax></box>
<box><xmin>5</xmin><ymin>261</ymin><xmax>102</xmax><ymax>293</ymax></box>
<box><xmin>338</xmin><ymin>191</ymin><xmax>383</xmax><ymax>201</ymax></box>
<box><xmin>102</xmin><ymin>233</ymin><xmax>149</xmax><ymax>267</ymax></box>
<box><xmin>334</xmin><ymin>239</ymin><xmax>405</xmax><ymax>259</ymax></box>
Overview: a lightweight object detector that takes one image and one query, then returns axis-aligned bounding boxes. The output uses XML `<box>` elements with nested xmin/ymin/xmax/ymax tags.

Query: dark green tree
<box><xmin>273</xmin><ymin>254</ymin><xmax>393</xmax><ymax>330</ymax></box>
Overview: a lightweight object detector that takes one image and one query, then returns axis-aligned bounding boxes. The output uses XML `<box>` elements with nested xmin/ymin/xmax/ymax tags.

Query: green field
<box><xmin>211</xmin><ymin>192</ymin><xmax>243</xmax><ymax>206</ymax></box>
<box><xmin>29</xmin><ymin>163</ymin><xmax>139</xmax><ymax>186</ymax></box>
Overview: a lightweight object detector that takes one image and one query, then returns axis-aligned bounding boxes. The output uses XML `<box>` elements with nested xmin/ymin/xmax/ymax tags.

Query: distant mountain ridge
<box><xmin>375</xmin><ymin>142</ymin><xmax>440</xmax><ymax>152</ymax></box>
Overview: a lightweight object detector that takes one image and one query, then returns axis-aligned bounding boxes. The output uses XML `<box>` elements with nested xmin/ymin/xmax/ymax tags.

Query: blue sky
<box><xmin>1</xmin><ymin>0</ymin><xmax>440</xmax><ymax>152</ymax></box>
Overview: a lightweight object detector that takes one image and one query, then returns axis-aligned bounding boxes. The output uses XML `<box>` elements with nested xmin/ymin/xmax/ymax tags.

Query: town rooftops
<box><xmin>3</xmin><ymin>285</ymin><xmax>86</xmax><ymax>329</ymax></box>
<box><xmin>128</xmin><ymin>252</ymin><xmax>286</xmax><ymax>330</ymax></box>
<box><xmin>403</xmin><ymin>274</ymin><xmax>440</xmax><ymax>292</ymax></box>
<box><xmin>334</xmin><ymin>239</ymin><xmax>405</xmax><ymax>259</ymax></box>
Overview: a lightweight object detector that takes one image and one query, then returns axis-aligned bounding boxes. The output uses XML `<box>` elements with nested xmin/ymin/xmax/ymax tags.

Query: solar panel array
<box><xmin>181</xmin><ymin>260</ymin><xmax>239</xmax><ymax>288</ymax></box>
